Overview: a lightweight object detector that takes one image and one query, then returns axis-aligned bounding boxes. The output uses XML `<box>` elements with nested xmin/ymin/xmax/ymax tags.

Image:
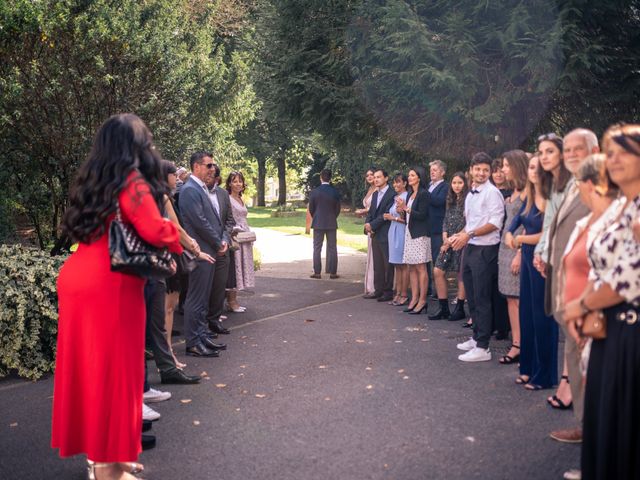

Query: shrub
<box><xmin>0</xmin><ymin>244</ymin><xmax>67</xmax><ymax>380</ymax></box>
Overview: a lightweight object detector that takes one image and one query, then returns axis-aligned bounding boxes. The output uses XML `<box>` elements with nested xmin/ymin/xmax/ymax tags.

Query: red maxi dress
<box><xmin>51</xmin><ymin>173</ymin><xmax>182</xmax><ymax>462</ymax></box>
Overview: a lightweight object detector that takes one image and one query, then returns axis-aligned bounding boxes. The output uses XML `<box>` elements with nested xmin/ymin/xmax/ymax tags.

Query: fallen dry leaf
<box><xmin>366</xmin><ymin>385</ymin><xmax>373</xmax><ymax>390</ymax></box>
<box><xmin>9</xmin><ymin>423</ymin><xmax>17</xmax><ymax>427</ymax></box>
<box><xmin>241</xmin><ymin>390</ymin><xmax>249</xmax><ymax>394</ymax></box>
<box><xmin>403</xmin><ymin>376</ymin><xmax>409</xmax><ymax>380</ymax></box>
<box><xmin>239</xmin><ymin>365</ymin><xmax>247</xmax><ymax>369</ymax></box>
<box><xmin>215</xmin><ymin>383</ymin><xmax>227</xmax><ymax>388</ymax></box>
<box><xmin>193</xmin><ymin>420</ymin><xmax>201</xmax><ymax>426</ymax></box>
<box><xmin>465</xmin><ymin>436</ymin><xmax>475</xmax><ymax>442</ymax></box>
<box><xmin>235</xmin><ymin>408</ymin><xmax>241</xmax><ymax>412</ymax></box>
<box><xmin>200</xmin><ymin>371</ymin><xmax>208</xmax><ymax>376</ymax></box>
<box><xmin>180</xmin><ymin>399</ymin><xmax>192</xmax><ymax>404</ymax></box>
<box><xmin>397</xmin><ymin>369</ymin><xmax>405</xmax><ymax>373</ymax></box>
<box><xmin>365</xmin><ymin>367</ymin><xmax>372</xmax><ymax>371</ymax></box>
<box><xmin>241</xmin><ymin>336</ymin><xmax>248</xmax><ymax>339</ymax></box>
<box><xmin>324</xmin><ymin>397</ymin><xmax>331</xmax><ymax>401</ymax></box>
<box><xmin>421</xmin><ymin>338</ymin><xmax>430</xmax><ymax>342</ymax></box>
<box><xmin>288</xmin><ymin>374</ymin><xmax>297</xmax><ymax>378</ymax></box>
<box><xmin>394</xmin><ymin>340</ymin><xmax>403</xmax><ymax>344</ymax></box>
<box><xmin>238</xmin><ymin>373</ymin><xmax>245</xmax><ymax>377</ymax></box>
<box><xmin>355</xmin><ymin>339</ymin><xmax>365</xmax><ymax>343</ymax></box>
<box><xmin>255</xmin><ymin>394</ymin><xmax>266</xmax><ymax>398</ymax></box>
<box><xmin>318</xmin><ymin>365</ymin><xmax>328</xmax><ymax>369</ymax></box>
<box><xmin>305</xmin><ymin>318</ymin><xmax>315</xmax><ymax>323</ymax></box>
<box><xmin>347</xmin><ymin>314</ymin><xmax>352</xmax><ymax>317</ymax></box>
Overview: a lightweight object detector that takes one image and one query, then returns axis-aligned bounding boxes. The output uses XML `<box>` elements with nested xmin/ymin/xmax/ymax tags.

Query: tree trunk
<box><xmin>276</xmin><ymin>149</ymin><xmax>286</xmax><ymax>206</ymax></box>
<box><xmin>257</xmin><ymin>156</ymin><xmax>266</xmax><ymax>207</ymax></box>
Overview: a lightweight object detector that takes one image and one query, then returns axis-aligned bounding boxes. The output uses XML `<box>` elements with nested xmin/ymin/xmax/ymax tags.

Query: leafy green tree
<box><xmin>0</xmin><ymin>0</ymin><xmax>256</xmax><ymax>247</ymax></box>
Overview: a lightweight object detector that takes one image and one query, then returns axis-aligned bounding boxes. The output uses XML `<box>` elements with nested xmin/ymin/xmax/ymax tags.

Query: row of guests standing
<box><xmin>360</xmin><ymin>162</ymin><xmax>469</xmax><ymax>319</ymax></box>
<box><xmin>52</xmin><ymin>114</ymin><xmax>257</xmax><ymax>479</ymax></box>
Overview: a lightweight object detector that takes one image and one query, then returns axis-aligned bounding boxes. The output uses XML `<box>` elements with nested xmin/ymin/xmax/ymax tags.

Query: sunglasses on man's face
<box><xmin>201</xmin><ymin>163</ymin><xmax>215</xmax><ymax>169</ymax></box>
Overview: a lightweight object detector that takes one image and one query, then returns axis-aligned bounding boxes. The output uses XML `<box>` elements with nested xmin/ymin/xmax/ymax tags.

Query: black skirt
<box><xmin>582</xmin><ymin>302</ymin><xmax>640</xmax><ymax>480</ymax></box>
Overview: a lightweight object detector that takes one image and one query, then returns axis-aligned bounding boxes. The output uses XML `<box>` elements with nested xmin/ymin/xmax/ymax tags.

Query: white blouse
<box><xmin>588</xmin><ymin>195</ymin><xmax>640</xmax><ymax>306</ymax></box>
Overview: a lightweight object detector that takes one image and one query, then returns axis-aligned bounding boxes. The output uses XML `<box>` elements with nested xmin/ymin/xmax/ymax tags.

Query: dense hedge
<box><xmin>0</xmin><ymin>245</ymin><xmax>66</xmax><ymax>380</ymax></box>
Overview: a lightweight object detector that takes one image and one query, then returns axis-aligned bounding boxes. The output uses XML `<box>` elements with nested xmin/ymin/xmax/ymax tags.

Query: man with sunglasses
<box><xmin>179</xmin><ymin>151</ymin><xmax>229</xmax><ymax>357</ymax></box>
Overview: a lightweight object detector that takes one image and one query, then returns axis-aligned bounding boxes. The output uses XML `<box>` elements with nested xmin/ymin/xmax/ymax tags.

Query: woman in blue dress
<box><xmin>384</xmin><ymin>173</ymin><xmax>409</xmax><ymax>306</ymax></box>
<box><xmin>506</xmin><ymin>155</ymin><xmax>559</xmax><ymax>389</ymax></box>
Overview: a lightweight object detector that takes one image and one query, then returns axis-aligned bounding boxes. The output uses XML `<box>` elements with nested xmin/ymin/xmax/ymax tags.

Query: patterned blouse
<box><xmin>588</xmin><ymin>195</ymin><xmax>640</xmax><ymax>306</ymax></box>
<box><xmin>443</xmin><ymin>201</ymin><xmax>465</xmax><ymax>236</ymax></box>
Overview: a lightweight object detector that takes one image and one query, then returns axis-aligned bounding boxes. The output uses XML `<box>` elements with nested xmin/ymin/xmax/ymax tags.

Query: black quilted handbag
<box><xmin>109</xmin><ymin>202</ymin><xmax>174</xmax><ymax>279</ymax></box>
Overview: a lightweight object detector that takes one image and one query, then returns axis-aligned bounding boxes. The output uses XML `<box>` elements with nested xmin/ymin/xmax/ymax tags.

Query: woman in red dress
<box><xmin>51</xmin><ymin>114</ymin><xmax>182</xmax><ymax>479</ymax></box>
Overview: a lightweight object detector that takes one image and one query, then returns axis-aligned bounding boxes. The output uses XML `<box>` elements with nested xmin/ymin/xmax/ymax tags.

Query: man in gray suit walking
<box><xmin>178</xmin><ymin>151</ymin><xmax>229</xmax><ymax>357</ymax></box>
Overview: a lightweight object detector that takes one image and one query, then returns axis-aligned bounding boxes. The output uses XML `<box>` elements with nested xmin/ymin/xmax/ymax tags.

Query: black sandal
<box><xmin>499</xmin><ymin>344</ymin><xmax>520</xmax><ymax>364</ymax></box>
<box><xmin>546</xmin><ymin>375</ymin><xmax>573</xmax><ymax>409</ymax></box>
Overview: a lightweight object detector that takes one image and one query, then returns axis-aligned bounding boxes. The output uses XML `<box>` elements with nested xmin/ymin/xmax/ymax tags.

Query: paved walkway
<box><xmin>253</xmin><ymin>227</ymin><xmax>366</xmax><ymax>283</ymax></box>
<box><xmin>0</xmin><ymin>229</ymin><xmax>579</xmax><ymax>479</ymax></box>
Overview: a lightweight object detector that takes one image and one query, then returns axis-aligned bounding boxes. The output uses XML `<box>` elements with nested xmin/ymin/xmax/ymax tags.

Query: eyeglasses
<box><xmin>537</xmin><ymin>133</ymin><xmax>561</xmax><ymax>142</ymax></box>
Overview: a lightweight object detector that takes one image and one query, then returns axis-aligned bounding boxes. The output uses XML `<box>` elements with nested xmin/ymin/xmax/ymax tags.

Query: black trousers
<box><xmin>144</xmin><ymin>279</ymin><xmax>178</xmax><ymax>392</ymax></box>
<box><xmin>428</xmin><ymin>235</ymin><xmax>444</xmax><ymax>291</ymax></box>
<box><xmin>313</xmin><ymin>228</ymin><xmax>338</xmax><ymax>275</ymax></box>
<box><xmin>207</xmin><ymin>251</ymin><xmax>230</xmax><ymax>325</ymax></box>
<box><xmin>462</xmin><ymin>243</ymin><xmax>500</xmax><ymax>349</ymax></box>
<box><xmin>371</xmin><ymin>237</ymin><xmax>394</xmax><ymax>297</ymax></box>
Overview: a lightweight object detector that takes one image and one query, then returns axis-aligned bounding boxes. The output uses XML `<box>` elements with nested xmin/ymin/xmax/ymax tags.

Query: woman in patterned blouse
<box><xmin>564</xmin><ymin>124</ymin><xmax>640</xmax><ymax>480</ymax></box>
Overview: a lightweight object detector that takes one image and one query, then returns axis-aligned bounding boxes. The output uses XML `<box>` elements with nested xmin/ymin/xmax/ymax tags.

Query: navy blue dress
<box><xmin>509</xmin><ymin>200</ymin><xmax>558</xmax><ymax>388</ymax></box>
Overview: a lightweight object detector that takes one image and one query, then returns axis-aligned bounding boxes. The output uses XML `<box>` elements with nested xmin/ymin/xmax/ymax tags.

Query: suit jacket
<box><xmin>544</xmin><ymin>192</ymin><xmax>590</xmax><ymax>316</ymax></box>
<box><xmin>428</xmin><ymin>181</ymin><xmax>448</xmax><ymax>235</ymax></box>
<box><xmin>309</xmin><ymin>183</ymin><xmax>341</xmax><ymax>230</ymax></box>
<box><xmin>407</xmin><ymin>188</ymin><xmax>431</xmax><ymax>239</ymax></box>
<box><xmin>178</xmin><ymin>177</ymin><xmax>225</xmax><ymax>255</ymax></box>
<box><xmin>211</xmin><ymin>186</ymin><xmax>235</xmax><ymax>245</ymax></box>
<box><xmin>365</xmin><ymin>185</ymin><xmax>395</xmax><ymax>242</ymax></box>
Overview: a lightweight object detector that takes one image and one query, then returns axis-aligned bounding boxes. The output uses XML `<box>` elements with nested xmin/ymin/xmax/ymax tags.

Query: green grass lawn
<box><xmin>247</xmin><ymin>207</ymin><xmax>368</xmax><ymax>253</ymax></box>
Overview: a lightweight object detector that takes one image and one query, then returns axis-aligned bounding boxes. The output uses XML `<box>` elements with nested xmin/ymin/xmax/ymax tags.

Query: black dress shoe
<box><xmin>377</xmin><ymin>295</ymin><xmax>393</xmax><ymax>302</ymax></box>
<box><xmin>186</xmin><ymin>343</ymin><xmax>220</xmax><ymax>357</ymax></box>
<box><xmin>428</xmin><ymin>308</ymin><xmax>450</xmax><ymax>320</ymax></box>
<box><xmin>142</xmin><ymin>420</ymin><xmax>153</xmax><ymax>433</ymax></box>
<box><xmin>161</xmin><ymin>369</ymin><xmax>202</xmax><ymax>384</ymax></box>
<box><xmin>209</xmin><ymin>319</ymin><xmax>231</xmax><ymax>335</ymax></box>
<box><xmin>363</xmin><ymin>293</ymin><xmax>382</xmax><ymax>299</ymax></box>
<box><xmin>142</xmin><ymin>434</ymin><xmax>156</xmax><ymax>451</ymax></box>
<box><xmin>202</xmin><ymin>337</ymin><xmax>227</xmax><ymax>351</ymax></box>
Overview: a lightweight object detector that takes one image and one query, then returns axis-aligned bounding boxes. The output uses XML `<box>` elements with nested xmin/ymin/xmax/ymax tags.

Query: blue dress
<box><xmin>509</xmin><ymin>200</ymin><xmax>559</xmax><ymax>388</ymax></box>
<box><xmin>387</xmin><ymin>191</ymin><xmax>408</xmax><ymax>264</ymax></box>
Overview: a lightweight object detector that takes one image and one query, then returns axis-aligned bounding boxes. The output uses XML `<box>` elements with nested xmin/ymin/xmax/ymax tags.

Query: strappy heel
<box><xmin>547</xmin><ymin>375</ymin><xmax>573</xmax><ymax>410</ymax></box>
<box><xmin>499</xmin><ymin>344</ymin><xmax>520</xmax><ymax>364</ymax></box>
<box><xmin>87</xmin><ymin>460</ymin><xmax>142</xmax><ymax>480</ymax></box>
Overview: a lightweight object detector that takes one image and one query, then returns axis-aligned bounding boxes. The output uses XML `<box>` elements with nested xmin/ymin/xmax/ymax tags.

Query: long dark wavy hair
<box><xmin>62</xmin><ymin>113</ymin><xmax>166</xmax><ymax>243</ymax></box>
<box><xmin>446</xmin><ymin>171</ymin><xmax>469</xmax><ymax>208</ymax></box>
<box><xmin>407</xmin><ymin>165</ymin><xmax>428</xmax><ymax>195</ymax></box>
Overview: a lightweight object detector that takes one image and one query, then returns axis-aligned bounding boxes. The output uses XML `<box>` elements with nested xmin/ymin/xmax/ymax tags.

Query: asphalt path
<box><xmin>1</xmin><ymin>274</ymin><xmax>579</xmax><ymax>480</ymax></box>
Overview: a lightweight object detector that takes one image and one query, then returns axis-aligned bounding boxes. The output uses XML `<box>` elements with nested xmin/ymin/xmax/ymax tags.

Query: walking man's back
<box><xmin>308</xmin><ymin>169</ymin><xmax>341</xmax><ymax>279</ymax></box>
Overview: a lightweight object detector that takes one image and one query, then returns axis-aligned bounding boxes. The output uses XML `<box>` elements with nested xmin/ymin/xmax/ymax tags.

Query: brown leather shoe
<box><xmin>550</xmin><ymin>427</ymin><xmax>582</xmax><ymax>443</ymax></box>
<box><xmin>309</xmin><ymin>273</ymin><xmax>321</xmax><ymax>279</ymax></box>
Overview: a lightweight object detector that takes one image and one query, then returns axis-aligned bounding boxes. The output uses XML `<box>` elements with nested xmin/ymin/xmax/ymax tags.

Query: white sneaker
<box><xmin>458</xmin><ymin>347</ymin><xmax>492</xmax><ymax>362</ymax></box>
<box><xmin>563</xmin><ymin>469</ymin><xmax>581</xmax><ymax>480</ymax></box>
<box><xmin>142</xmin><ymin>403</ymin><xmax>161</xmax><ymax>421</ymax></box>
<box><xmin>456</xmin><ymin>337</ymin><xmax>477</xmax><ymax>351</ymax></box>
<box><xmin>143</xmin><ymin>388</ymin><xmax>172</xmax><ymax>403</ymax></box>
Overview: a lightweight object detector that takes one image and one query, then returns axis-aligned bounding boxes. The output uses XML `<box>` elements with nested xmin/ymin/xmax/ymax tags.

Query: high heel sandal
<box><xmin>499</xmin><ymin>344</ymin><xmax>520</xmax><ymax>364</ymax></box>
<box><xmin>515</xmin><ymin>375</ymin><xmax>530</xmax><ymax>385</ymax></box>
<box><xmin>403</xmin><ymin>304</ymin><xmax>418</xmax><ymax>313</ymax></box>
<box><xmin>394</xmin><ymin>296</ymin><xmax>409</xmax><ymax>306</ymax></box>
<box><xmin>87</xmin><ymin>460</ymin><xmax>143</xmax><ymax>479</ymax></box>
<box><xmin>408</xmin><ymin>303</ymin><xmax>427</xmax><ymax>315</ymax></box>
<box><xmin>547</xmin><ymin>375</ymin><xmax>573</xmax><ymax>410</ymax></box>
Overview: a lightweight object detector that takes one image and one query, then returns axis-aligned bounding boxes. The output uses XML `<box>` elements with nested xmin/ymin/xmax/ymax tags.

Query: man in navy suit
<box><xmin>178</xmin><ymin>151</ymin><xmax>229</xmax><ymax>357</ymax></box>
<box><xmin>364</xmin><ymin>168</ymin><xmax>396</xmax><ymax>301</ymax></box>
<box><xmin>428</xmin><ymin>160</ymin><xmax>449</xmax><ymax>294</ymax></box>
<box><xmin>308</xmin><ymin>169</ymin><xmax>342</xmax><ymax>279</ymax></box>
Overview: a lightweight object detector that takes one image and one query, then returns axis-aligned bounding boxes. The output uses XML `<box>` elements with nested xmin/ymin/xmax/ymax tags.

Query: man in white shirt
<box><xmin>450</xmin><ymin>152</ymin><xmax>505</xmax><ymax>362</ymax></box>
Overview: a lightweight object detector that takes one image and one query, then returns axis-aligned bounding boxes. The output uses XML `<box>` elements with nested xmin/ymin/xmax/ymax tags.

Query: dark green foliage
<box><xmin>0</xmin><ymin>244</ymin><xmax>67</xmax><ymax>380</ymax></box>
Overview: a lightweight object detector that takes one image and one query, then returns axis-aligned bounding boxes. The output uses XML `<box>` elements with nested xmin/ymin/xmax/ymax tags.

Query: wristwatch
<box><xmin>467</xmin><ymin>230</ymin><xmax>476</xmax><ymax>239</ymax></box>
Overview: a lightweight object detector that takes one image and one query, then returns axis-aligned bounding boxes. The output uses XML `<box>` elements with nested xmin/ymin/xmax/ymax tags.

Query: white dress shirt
<box><xmin>429</xmin><ymin>179</ymin><xmax>444</xmax><ymax>193</ymax></box>
<box><xmin>191</xmin><ymin>175</ymin><xmax>220</xmax><ymax>217</ymax></box>
<box><xmin>376</xmin><ymin>184</ymin><xmax>389</xmax><ymax>208</ymax></box>
<box><xmin>464</xmin><ymin>181</ymin><xmax>504</xmax><ymax>246</ymax></box>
